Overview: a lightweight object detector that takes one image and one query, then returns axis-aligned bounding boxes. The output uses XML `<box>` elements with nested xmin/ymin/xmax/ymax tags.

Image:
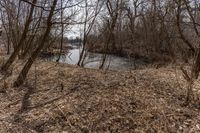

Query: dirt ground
<box><xmin>0</xmin><ymin>56</ymin><xmax>200</xmax><ymax>133</ymax></box>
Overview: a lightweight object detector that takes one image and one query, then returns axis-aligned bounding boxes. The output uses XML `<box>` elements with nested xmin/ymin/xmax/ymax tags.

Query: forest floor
<box><xmin>0</xmin><ymin>55</ymin><xmax>200</xmax><ymax>132</ymax></box>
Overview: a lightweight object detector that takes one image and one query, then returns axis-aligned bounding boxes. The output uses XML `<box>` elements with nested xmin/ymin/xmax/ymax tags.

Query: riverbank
<box><xmin>40</xmin><ymin>45</ymin><xmax>74</xmax><ymax>57</ymax></box>
<box><xmin>0</xmin><ymin>57</ymin><xmax>200</xmax><ymax>132</ymax></box>
<box><xmin>87</xmin><ymin>43</ymin><xmax>173</xmax><ymax>64</ymax></box>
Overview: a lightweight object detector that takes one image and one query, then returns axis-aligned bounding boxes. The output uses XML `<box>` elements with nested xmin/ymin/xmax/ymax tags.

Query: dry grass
<box><xmin>0</xmin><ymin>56</ymin><xmax>200</xmax><ymax>132</ymax></box>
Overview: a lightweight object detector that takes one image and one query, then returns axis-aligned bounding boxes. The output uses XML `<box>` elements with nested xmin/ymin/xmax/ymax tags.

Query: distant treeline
<box><xmin>67</xmin><ymin>37</ymin><xmax>82</xmax><ymax>44</ymax></box>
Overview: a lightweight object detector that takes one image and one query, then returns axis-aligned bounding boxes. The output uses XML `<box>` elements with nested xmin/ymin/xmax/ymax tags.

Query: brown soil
<box><xmin>0</xmin><ymin>56</ymin><xmax>200</xmax><ymax>133</ymax></box>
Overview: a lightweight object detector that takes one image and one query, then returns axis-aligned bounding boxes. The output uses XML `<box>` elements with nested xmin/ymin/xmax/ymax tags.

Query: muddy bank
<box><xmin>0</xmin><ymin>58</ymin><xmax>200</xmax><ymax>132</ymax></box>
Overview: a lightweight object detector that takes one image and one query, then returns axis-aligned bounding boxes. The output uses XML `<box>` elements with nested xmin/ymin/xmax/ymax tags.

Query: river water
<box><xmin>45</xmin><ymin>45</ymin><xmax>151</xmax><ymax>70</ymax></box>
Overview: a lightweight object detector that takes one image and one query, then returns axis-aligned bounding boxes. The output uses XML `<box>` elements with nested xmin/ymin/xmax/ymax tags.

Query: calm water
<box><xmin>45</xmin><ymin>45</ymin><xmax>151</xmax><ymax>70</ymax></box>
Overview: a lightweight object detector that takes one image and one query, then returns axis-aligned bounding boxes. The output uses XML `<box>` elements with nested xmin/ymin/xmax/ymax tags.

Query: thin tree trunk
<box><xmin>57</xmin><ymin>0</ymin><xmax>64</xmax><ymax>62</ymax></box>
<box><xmin>0</xmin><ymin>10</ymin><xmax>11</xmax><ymax>54</ymax></box>
<box><xmin>77</xmin><ymin>0</ymin><xmax>88</xmax><ymax>66</ymax></box>
<box><xmin>1</xmin><ymin>0</ymin><xmax>37</xmax><ymax>72</ymax></box>
<box><xmin>21</xmin><ymin>8</ymin><xmax>44</xmax><ymax>59</ymax></box>
<box><xmin>14</xmin><ymin>0</ymin><xmax>58</xmax><ymax>87</ymax></box>
<box><xmin>176</xmin><ymin>1</ymin><xmax>195</xmax><ymax>53</ymax></box>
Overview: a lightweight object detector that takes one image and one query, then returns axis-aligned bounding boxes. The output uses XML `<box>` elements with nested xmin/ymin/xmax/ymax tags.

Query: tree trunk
<box><xmin>192</xmin><ymin>48</ymin><xmax>200</xmax><ymax>79</ymax></box>
<box><xmin>14</xmin><ymin>0</ymin><xmax>58</xmax><ymax>87</ymax></box>
<box><xmin>1</xmin><ymin>0</ymin><xmax>37</xmax><ymax>72</ymax></box>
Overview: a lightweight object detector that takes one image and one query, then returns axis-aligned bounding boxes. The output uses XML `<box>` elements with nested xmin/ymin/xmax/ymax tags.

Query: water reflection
<box><xmin>45</xmin><ymin>46</ymin><xmax>150</xmax><ymax>70</ymax></box>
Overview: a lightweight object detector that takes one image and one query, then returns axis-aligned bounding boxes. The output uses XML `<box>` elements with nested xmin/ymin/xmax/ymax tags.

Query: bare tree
<box><xmin>176</xmin><ymin>0</ymin><xmax>200</xmax><ymax>104</ymax></box>
<box><xmin>1</xmin><ymin>0</ymin><xmax>38</xmax><ymax>72</ymax></box>
<box><xmin>14</xmin><ymin>0</ymin><xmax>58</xmax><ymax>87</ymax></box>
<box><xmin>77</xmin><ymin>0</ymin><xmax>103</xmax><ymax>66</ymax></box>
<box><xmin>99</xmin><ymin>0</ymin><xmax>121</xmax><ymax>69</ymax></box>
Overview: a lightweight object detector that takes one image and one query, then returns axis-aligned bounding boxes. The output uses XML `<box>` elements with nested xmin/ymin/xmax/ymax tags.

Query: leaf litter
<box><xmin>0</xmin><ymin>57</ymin><xmax>200</xmax><ymax>132</ymax></box>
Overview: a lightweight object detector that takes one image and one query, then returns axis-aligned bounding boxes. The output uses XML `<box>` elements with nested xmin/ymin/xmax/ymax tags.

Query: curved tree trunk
<box><xmin>14</xmin><ymin>0</ymin><xmax>58</xmax><ymax>87</ymax></box>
